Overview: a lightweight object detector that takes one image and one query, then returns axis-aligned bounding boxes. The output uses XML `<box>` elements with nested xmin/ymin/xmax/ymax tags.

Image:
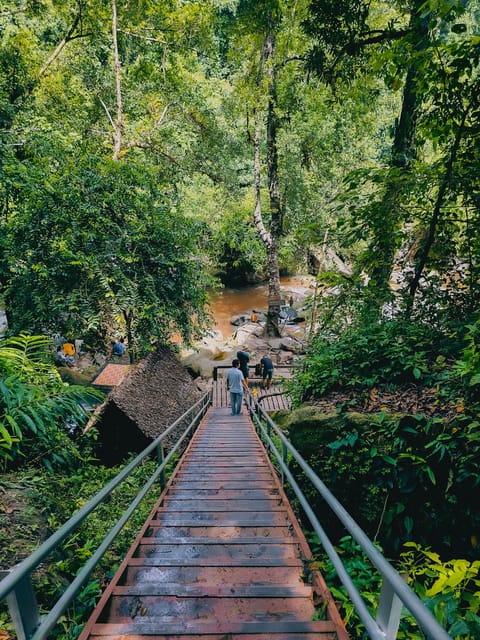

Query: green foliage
<box><xmin>0</xmin><ymin>333</ymin><xmax>103</xmax><ymax>470</ymax></box>
<box><xmin>40</xmin><ymin>460</ymin><xmax>159</xmax><ymax>637</ymax></box>
<box><xmin>2</xmin><ymin>157</ymin><xmax>215</xmax><ymax>353</ymax></box>
<box><xmin>308</xmin><ymin>534</ymin><xmax>386</xmax><ymax>638</ymax></box>
<box><xmin>301</xmin><ymin>0</ymin><xmax>480</xmax><ymax>315</ymax></box>
<box><xmin>400</xmin><ymin>542</ymin><xmax>480</xmax><ymax>639</ymax></box>
<box><xmin>0</xmin><ymin>459</ymin><xmax>162</xmax><ymax>638</ymax></box>
<box><xmin>292</xmin><ymin>407</ymin><xmax>480</xmax><ymax>558</ymax></box>
<box><xmin>310</xmin><ymin>534</ymin><xmax>480</xmax><ymax>639</ymax></box>
<box><xmin>291</xmin><ymin>319</ymin><xmax>458</xmax><ymax>401</ymax></box>
<box><xmin>0</xmin><ymin>0</ymin><xmax>222</xmax><ymax>353</ymax></box>
<box><xmin>451</xmin><ymin>319</ymin><xmax>480</xmax><ymax>392</ymax></box>
<box><xmin>214</xmin><ymin>200</ymin><xmax>267</xmax><ymax>283</ymax></box>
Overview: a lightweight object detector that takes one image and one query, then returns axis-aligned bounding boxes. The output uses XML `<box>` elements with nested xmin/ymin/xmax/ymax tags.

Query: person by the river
<box><xmin>62</xmin><ymin>342</ymin><xmax>76</xmax><ymax>366</ymax></box>
<box><xmin>111</xmin><ymin>338</ymin><xmax>125</xmax><ymax>357</ymax></box>
<box><xmin>226</xmin><ymin>358</ymin><xmax>248</xmax><ymax>416</ymax></box>
<box><xmin>54</xmin><ymin>346</ymin><xmax>70</xmax><ymax>366</ymax></box>
<box><xmin>236</xmin><ymin>350</ymin><xmax>250</xmax><ymax>384</ymax></box>
<box><xmin>260</xmin><ymin>355</ymin><xmax>274</xmax><ymax>389</ymax></box>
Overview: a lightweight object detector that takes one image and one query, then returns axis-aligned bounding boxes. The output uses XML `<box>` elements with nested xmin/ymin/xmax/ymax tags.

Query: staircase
<box><xmin>78</xmin><ymin>407</ymin><xmax>348</xmax><ymax>639</ymax></box>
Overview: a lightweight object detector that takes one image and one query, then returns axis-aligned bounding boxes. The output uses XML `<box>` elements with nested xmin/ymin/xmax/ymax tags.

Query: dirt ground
<box><xmin>307</xmin><ymin>384</ymin><xmax>460</xmax><ymax>421</ymax></box>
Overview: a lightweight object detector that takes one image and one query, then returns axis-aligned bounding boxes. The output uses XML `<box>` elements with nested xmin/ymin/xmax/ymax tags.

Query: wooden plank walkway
<box><xmin>213</xmin><ymin>376</ymin><xmax>292</xmax><ymax>412</ymax></box>
<box><xmin>79</xmin><ymin>407</ymin><xmax>348</xmax><ymax>639</ymax></box>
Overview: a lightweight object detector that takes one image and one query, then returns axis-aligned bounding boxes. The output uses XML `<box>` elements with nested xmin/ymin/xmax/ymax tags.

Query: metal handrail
<box><xmin>245</xmin><ymin>391</ymin><xmax>453</xmax><ymax>640</ymax></box>
<box><xmin>0</xmin><ymin>390</ymin><xmax>212</xmax><ymax>640</ymax></box>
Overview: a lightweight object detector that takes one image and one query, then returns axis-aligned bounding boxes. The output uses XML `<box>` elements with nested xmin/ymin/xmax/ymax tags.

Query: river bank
<box><xmin>207</xmin><ymin>276</ymin><xmax>316</xmax><ymax>338</ymax></box>
<box><xmin>180</xmin><ymin>276</ymin><xmax>316</xmax><ymax>378</ymax></box>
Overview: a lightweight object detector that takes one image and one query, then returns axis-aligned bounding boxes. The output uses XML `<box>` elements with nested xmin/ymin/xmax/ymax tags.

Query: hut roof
<box><xmin>107</xmin><ymin>345</ymin><xmax>203</xmax><ymax>439</ymax></box>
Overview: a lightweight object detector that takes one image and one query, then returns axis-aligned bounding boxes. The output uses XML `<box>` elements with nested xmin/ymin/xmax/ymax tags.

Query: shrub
<box><xmin>291</xmin><ymin>319</ymin><xmax>460</xmax><ymax>402</ymax></box>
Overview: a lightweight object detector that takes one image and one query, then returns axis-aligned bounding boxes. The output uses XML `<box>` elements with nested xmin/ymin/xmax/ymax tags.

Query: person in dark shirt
<box><xmin>260</xmin><ymin>356</ymin><xmax>274</xmax><ymax>389</ymax></box>
<box><xmin>226</xmin><ymin>358</ymin><xmax>247</xmax><ymax>415</ymax></box>
<box><xmin>236</xmin><ymin>350</ymin><xmax>250</xmax><ymax>383</ymax></box>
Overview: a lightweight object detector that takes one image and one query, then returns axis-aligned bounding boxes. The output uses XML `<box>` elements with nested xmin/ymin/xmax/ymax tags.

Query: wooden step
<box><xmin>88</xmin><ymin>620</ymin><xmax>340</xmax><ymax>638</ymax></box>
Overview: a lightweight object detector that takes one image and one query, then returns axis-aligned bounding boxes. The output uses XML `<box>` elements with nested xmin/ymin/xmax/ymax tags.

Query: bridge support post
<box><xmin>0</xmin><ymin>570</ymin><xmax>40</xmax><ymax>640</ymax></box>
<box><xmin>376</xmin><ymin>576</ymin><xmax>404</xmax><ymax>640</ymax></box>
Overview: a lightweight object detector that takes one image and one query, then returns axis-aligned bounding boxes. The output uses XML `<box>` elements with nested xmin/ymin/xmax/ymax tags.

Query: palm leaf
<box><xmin>0</xmin><ymin>333</ymin><xmax>104</xmax><ymax>466</ymax></box>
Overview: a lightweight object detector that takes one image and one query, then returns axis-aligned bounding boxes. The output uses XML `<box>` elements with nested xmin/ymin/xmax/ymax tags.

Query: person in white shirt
<box><xmin>226</xmin><ymin>358</ymin><xmax>248</xmax><ymax>415</ymax></box>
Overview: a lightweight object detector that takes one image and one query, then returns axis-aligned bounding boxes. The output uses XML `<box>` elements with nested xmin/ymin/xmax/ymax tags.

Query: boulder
<box><xmin>231</xmin><ymin>314</ymin><xmax>250</xmax><ymax>326</ymax></box>
<box><xmin>234</xmin><ymin>323</ymin><xmax>265</xmax><ymax>344</ymax></box>
<box><xmin>280</xmin><ymin>336</ymin><xmax>305</xmax><ymax>354</ymax></box>
<box><xmin>181</xmin><ymin>349</ymin><xmax>231</xmax><ymax>378</ymax></box>
<box><xmin>276</xmin><ymin>350</ymin><xmax>294</xmax><ymax>365</ymax></box>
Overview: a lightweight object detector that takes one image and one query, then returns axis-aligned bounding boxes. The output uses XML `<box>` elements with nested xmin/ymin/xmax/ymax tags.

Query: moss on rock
<box><xmin>58</xmin><ymin>366</ymin><xmax>94</xmax><ymax>386</ymax></box>
<box><xmin>285</xmin><ymin>406</ymin><xmax>380</xmax><ymax>453</ymax></box>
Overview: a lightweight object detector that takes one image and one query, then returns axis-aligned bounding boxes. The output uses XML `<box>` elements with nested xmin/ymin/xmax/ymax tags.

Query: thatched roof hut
<box><xmin>94</xmin><ymin>346</ymin><xmax>204</xmax><ymax>465</ymax></box>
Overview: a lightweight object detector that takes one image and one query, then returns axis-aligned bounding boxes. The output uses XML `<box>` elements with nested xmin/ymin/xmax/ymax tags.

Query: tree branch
<box><xmin>97</xmin><ymin>96</ymin><xmax>116</xmax><ymax>130</ymax></box>
<box><xmin>38</xmin><ymin>11</ymin><xmax>84</xmax><ymax>77</ymax></box>
<box><xmin>356</xmin><ymin>29</ymin><xmax>411</xmax><ymax>47</ymax></box>
<box><xmin>408</xmin><ymin>108</ymin><xmax>469</xmax><ymax>304</ymax></box>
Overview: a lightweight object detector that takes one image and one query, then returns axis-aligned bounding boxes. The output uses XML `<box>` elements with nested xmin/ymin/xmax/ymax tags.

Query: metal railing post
<box><xmin>280</xmin><ymin>440</ymin><xmax>288</xmax><ymax>486</ymax></box>
<box><xmin>0</xmin><ymin>570</ymin><xmax>40</xmax><ymax>640</ymax></box>
<box><xmin>376</xmin><ymin>576</ymin><xmax>405</xmax><ymax>640</ymax></box>
<box><xmin>157</xmin><ymin>443</ymin><xmax>166</xmax><ymax>488</ymax></box>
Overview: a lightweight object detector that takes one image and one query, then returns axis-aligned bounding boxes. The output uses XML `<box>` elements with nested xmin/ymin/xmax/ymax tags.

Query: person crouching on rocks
<box><xmin>260</xmin><ymin>355</ymin><xmax>274</xmax><ymax>389</ymax></box>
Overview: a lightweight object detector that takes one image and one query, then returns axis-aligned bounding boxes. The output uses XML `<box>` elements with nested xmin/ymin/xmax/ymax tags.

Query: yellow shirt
<box><xmin>63</xmin><ymin>343</ymin><xmax>75</xmax><ymax>356</ymax></box>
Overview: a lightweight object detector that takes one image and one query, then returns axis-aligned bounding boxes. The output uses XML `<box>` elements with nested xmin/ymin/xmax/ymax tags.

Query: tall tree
<box><xmin>302</xmin><ymin>0</ymin><xmax>472</xmax><ymax>314</ymax></box>
<box><xmin>223</xmin><ymin>0</ymin><xmax>305</xmax><ymax>335</ymax></box>
<box><xmin>0</xmin><ymin>0</ymin><xmax>219</xmax><ymax>353</ymax></box>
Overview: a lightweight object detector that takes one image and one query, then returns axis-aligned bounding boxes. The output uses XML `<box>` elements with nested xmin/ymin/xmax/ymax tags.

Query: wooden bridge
<box><xmin>79</xmin><ymin>389</ymin><xmax>348</xmax><ymax>638</ymax></box>
<box><xmin>212</xmin><ymin>364</ymin><xmax>293</xmax><ymax>413</ymax></box>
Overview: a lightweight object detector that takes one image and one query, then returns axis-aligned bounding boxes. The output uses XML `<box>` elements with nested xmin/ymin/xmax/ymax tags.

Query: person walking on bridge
<box><xmin>226</xmin><ymin>358</ymin><xmax>248</xmax><ymax>416</ymax></box>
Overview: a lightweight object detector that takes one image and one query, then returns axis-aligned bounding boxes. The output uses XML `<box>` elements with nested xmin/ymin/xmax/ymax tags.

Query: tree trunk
<box><xmin>252</xmin><ymin>112</ymin><xmax>271</xmax><ymax>246</ymax></box>
<box><xmin>123</xmin><ymin>309</ymin><xmax>135</xmax><ymax>364</ymax></box>
<box><xmin>264</xmin><ymin>33</ymin><xmax>282</xmax><ymax>337</ymax></box>
<box><xmin>111</xmin><ymin>0</ymin><xmax>124</xmax><ymax>160</ymax></box>
<box><xmin>366</xmin><ymin>2</ymin><xmax>427</xmax><ymax>310</ymax></box>
<box><xmin>407</xmin><ymin>109</ymin><xmax>468</xmax><ymax>310</ymax></box>
<box><xmin>38</xmin><ymin>11</ymin><xmax>82</xmax><ymax>78</ymax></box>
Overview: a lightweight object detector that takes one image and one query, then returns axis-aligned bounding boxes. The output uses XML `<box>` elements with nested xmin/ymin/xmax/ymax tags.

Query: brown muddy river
<box><xmin>207</xmin><ymin>276</ymin><xmax>314</xmax><ymax>338</ymax></box>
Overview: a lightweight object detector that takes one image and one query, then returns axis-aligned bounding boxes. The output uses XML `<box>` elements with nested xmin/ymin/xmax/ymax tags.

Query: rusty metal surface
<box><xmin>79</xmin><ymin>407</ymin><xmax>348</xmax><ymax>639</ymax></box>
